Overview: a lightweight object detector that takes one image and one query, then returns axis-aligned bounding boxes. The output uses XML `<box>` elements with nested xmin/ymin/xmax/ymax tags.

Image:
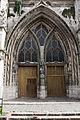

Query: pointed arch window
<box><xmin>46</xmin><ymin>35</ymin><xmax>64</xmax><ymax>62</ymax></box>
<box><xmin>33</xmin><ymin>24</ymin><xmax>50</xmax><ymax>46</ymax></box>
<box><xmin>18</xmin><ymin>35</ymin><xmax>38</xmax><ymax>62</ymax></box>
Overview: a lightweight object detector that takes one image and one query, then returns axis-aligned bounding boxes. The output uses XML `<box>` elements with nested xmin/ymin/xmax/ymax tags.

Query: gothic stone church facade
<box><xmin>0</xmin><ymin>0</ymin><xmax>80</xmax><ymax>100</ymax></box>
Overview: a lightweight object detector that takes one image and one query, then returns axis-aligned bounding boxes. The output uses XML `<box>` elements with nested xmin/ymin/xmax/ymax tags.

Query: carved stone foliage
<box><xmin>0</xmin><ymin>9</ymin><xmax>7</xmax><ymax>28</ymax></box>
<box><xmin>0</xmin><ymin>50</ymin><xmax>6</xmax><ymax>60</ymax></box>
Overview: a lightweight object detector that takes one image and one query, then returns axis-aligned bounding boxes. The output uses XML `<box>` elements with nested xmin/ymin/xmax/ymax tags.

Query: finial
<box><xmin>38</xmin><ymin>0</ymin><xmax>47</xmax><ymax>6</ymax></box>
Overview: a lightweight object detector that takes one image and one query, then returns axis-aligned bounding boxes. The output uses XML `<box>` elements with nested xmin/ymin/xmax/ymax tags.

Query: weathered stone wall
<box><xmin>69</xmin><ymin>86</ymin><xmax>80</xmax><ymax>98</ymax></box>
<box><xmin>7</xmin><ymin>0</ymin><xmax>75</xmax><ymax>31</ymax></box>
<box><xmin>3</xmin><ymin>86</ymin><xmax>18</xmax><ymax>100</ymax></box>
<box><xmin>74</xmin><ymin>0</ymin><xmax>80</xmax><ymax>99</ymax></box>
<box><xmin>0</xmin><ymin>0</ymin><xmax>8</xmax><ymax>98</ymax></box>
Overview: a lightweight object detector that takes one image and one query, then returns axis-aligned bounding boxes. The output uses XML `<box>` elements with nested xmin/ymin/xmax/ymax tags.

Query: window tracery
<box><xmin>18</xmin><ymin>35</ymin><xmax>38</xmax><ymax>62</ymax></box>
<box><xmin>18</xmin><ymin>24</ymin><xmax>64</xmax><ymax>63</ymax></box>
<box><xmin>33</xmin><ymin>24</ymin><xmax>50</xmax><ymax>46</ymax></box>
<box><xmin>46</xmin><ymin>35</ymin><xmax>64</xmax><ymax>62</ymax></box>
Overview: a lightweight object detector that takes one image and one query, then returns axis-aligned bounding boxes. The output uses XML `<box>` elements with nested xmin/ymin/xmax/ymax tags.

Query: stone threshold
<box><xmin>3</xmin><ymin>101</ymin><xmax>80</xmax><ymax>105</ymax></box>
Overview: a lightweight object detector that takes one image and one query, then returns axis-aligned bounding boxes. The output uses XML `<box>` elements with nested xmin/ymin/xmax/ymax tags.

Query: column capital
<box><xmin>0</xmin><ymin>49</ymin><xmax>7</xmax><ymax>60</ymax></box>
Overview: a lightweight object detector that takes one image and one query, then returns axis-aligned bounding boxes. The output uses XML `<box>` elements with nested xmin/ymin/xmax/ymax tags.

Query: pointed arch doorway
<box><xmin>45</xmin><ymin>34</ymin><xmax>66</xmax><ymax>97</ymax></box>
<box><xmin>17</xmin><ymin>22</ymin><xmax>66</xmax><ymax>98</ymax></box>
<box><xmin>18</xmin><ymin>34</ymin><xmax>39</xmax><ymax>98</ymax></box>
<box><xmin>5</xmin><ymin>2</ymin><xmax>79</xmax><ymax>100</ymax></box>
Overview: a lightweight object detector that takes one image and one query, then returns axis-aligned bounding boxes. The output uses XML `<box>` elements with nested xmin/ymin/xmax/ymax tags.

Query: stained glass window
<box><xmin>18</xmin><ymin>35</ymin><xmax>38</xmax><ymax>62</ymax></box>
<box><xmin>46</xmin><ymin>35</ymin><xmax>64</xmax><ymax>62</ymax></box>
<box><xmin>33</xmin><ymin>24</ymin><xmax>49</xmax><ymax>46</ymax></box>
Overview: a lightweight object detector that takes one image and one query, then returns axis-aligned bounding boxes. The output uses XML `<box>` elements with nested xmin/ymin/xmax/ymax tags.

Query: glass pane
<box><xmin>18</xmin><ymin>35</ymin><xmax>38</xmax><ymax>62</ymax></box>
<box><xmin>35</xmin><ymin>24</ymin><xmax>41</xmax><ymax>33</ymax></box>
<box><xmin>52</xmin><ymin>41</ymin><xmax>57</xmax><ymax>48</ymax></box>
<box><xmin>47</xmin><ymin>41</ymin><xmax>51</xmax><ymax>50</ymax></box>
<box><xmin>52</xmin><ymin>35</ymin><xmax>57</xmax><ymax>41</ymax></box>
<box><xmin>32</xmin><ymin>40</ymin><xmax>37</xmax><ymax>50</ymax></box>
<box><xmin>53</xmin><ymin>50</ymin><xmax>58</xmax><ymax>61</ymax></box>
<box><xmin>26</xmin><ymin>36</ymin><xmax>31</xmax><ymax>41</ymax></box>
<box><xmin>59</xmin><ymin>51</ymin><xmax>64</xmax><ymax>62</ymax></box>
<box><xmin>58</xmin><ymin>41</ymin><xmax>62</xmax><ymax>49</ymax></box>
<box><xmin>42</xmin><ymin>30</ymin><xmax>47</xmax><ymax>38</ymax></box>
<box><xmin>46</xmin><ymin>34</ymin><xmax>64</xmax><ymax>62</ymax></box>
<box><xmin>33</xmin><ymin>24</ymin><xmax>49</xmax><ymax>46</ymax></box>
<box><xmin>42</xmin><ymin>24</ymin><xmax>49</xmax><ymax>34</ymax></box>
<box><xmin>32</xmin><ymin>52</ymin><xmax>37</xmax><ymax>62</ymax></box>
<box><xmin>18</xmin><ymin>51</ymin><xmax>24</xmax><ymax>62</ymax></box>
<box><xmin>46</xmin><ymin>50</ymin><xmax>52</xmax><ymax>62</ymax></box>
<box><xmin>25</xmin><ymin>51</ymin><xmax>31</xmax><ymax>61</ymax></box>
<box><xmin>36</xmin><ymin>31</ymin><xmax>41</xmax><ymax>38</ymax></box>
<box><xmin>26</xmin><ymin>41</ymin><xmax>31</xmax><ymax>49</ymax></box>
<box><xmin>39</xmin><ymin>36</ymin><xmax>44</xmax><ymax>46</ymax></box>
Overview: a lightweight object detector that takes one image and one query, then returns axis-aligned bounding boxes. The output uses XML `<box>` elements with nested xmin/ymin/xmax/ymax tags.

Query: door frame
<box><xmin>17</xmin><ymin>62</ymin><xmax>39</xmax><ymax>98</ymax></box>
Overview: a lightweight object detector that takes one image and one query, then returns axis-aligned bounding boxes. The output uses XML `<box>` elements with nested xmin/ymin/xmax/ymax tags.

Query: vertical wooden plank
<box><xmin>47</xmin><ymin>65</ymin><xmax>66</xmax><ymax>97</ymax></box>
<box><xmin>18</xmin><ymin>66</ymin><xmax>37</xmax><ymax>98</ymax></box>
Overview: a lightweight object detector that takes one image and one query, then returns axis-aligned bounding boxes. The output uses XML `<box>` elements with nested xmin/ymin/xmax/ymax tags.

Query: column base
<box><xmin>40</xmin><ymin>86</ymin><xmax>47</xmax><ymax>99</ymax></box>
<box><xmin>68</xmin><ymin>85</ymin><xmax>80</xmax><ymax>98</ymax></box>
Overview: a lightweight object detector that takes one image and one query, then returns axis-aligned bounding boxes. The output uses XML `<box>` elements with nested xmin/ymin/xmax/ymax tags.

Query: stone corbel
<box><xmin>0</xmin><ymin>49</ymin><xmax>8</xmax><ymax>60</ymax></box>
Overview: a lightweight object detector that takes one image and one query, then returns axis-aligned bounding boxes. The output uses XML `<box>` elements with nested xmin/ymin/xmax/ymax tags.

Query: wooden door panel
<box><xmin>18</xmin><ymin>66</ymin><xmax>37</xmax><ymax>98</ymax></box>
<box><xmin>47</xmin><ymin>65</ymin><xmax>66</xmax><ymax>97</ymax></box>
<box><xmin>55</xmin><ymin>66</ymin><xmax>64</xmax><ymax>75</ymax></box>
<box><xmin>26</xmin><ymin>78</ymin><xmax>37</xmax><ymax>97</ymax></box>
<box><xmin>47</xmin><ymin>66</ymin><xmax>55</xmax><ymax>75</ymax></box>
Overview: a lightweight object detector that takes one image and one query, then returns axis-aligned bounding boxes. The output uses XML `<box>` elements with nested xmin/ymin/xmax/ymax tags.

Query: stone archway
<box><xmin>4</xmin><ymin>2</ymin><xmax>79</xmax><ymax>100</ymax></box>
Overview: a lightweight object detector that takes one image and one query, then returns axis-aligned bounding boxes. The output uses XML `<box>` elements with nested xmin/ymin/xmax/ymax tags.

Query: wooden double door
<box><xmin>18</xmin><ymin>66</ymin><xmax>37</xmax><ymax>98</ymax></box>
<box><xmin>18</xmin><ymin>65</ymin><xmax>66</xmax><ymax>98</ymax></box>
<box><xmin>47</xmin><ymin>65</ymin><xmax>66</xmax><ymax>97</ymax></box>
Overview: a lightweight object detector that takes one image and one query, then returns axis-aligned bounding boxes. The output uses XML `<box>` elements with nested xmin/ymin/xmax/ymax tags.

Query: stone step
<box><xmin>3</xmin><ymin>101</ymin><xmax>80</xmax><ymax>113</ymax></box>
<box><xmin>5</xmin><ymin>115</ymin><xmax>80</xmax><ymax>120</ymax></box>
<box><xmin>1</xmin><ymin>101</ymin><xmax>80</xmax><ymax>120</ymax></box>
<box><xmin>11</xmin><ymin>113</ymin><xmax>80</xmax><ymax>116</ymax></box>
<box><xmin>1</xmin><ymin>115</ymin><xmax>80</xmax><ymax>120</ymax></box>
